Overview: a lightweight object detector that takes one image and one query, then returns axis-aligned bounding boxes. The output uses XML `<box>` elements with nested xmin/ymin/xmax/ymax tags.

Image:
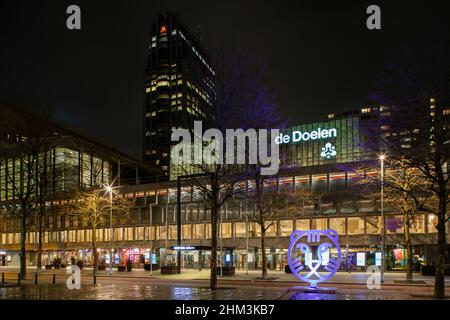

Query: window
<box><xmin>205</xmin><ymin>224</ymin><xmax>211</xmax><ymax>239</ymax></box>
<box><xmin>365</xmin><ymin>216</ymin><xmax>380</xmax><ymax>234</ymax></box>
<box><xmin>312</xmin><ymin>174</ymin><xmax>327</xmax><ymax>192</ymax></box>
<box><xmin>78</xmin><ymin>230</ymin><xmax>85</xmax><ymax>242</ymax></box>
<box><xmin>347</xmin><ymin>217</ymin><xmax>364</xmax><ymax>235</ymax></box>
<box><xmin>329</xmin><ymin>217</ymin><xmax>345</xmax><ymax>235</ymax></box>
<box><xmin>295</xmin><ymin>176</ymin><xmax>310</xmax><ymax>191</ymax></box>
<box><xmin>279</xmin><ymin>220</ymin><xmax>293</xmax><ymax>237</ymax></box>
<box><xmin>235</xmin><ymin>222</ymin><xmax>246</xmax><ymax>237</ymax></box>
<box><xmin>114</xmin><ymin>228</ymin><xmax>123</xmax><ymax>241</ymax></box>
<box><xmin>296</xmin><ymin>219</ymin><xmax>310</xmax><ymax>231</ymax></box>
<box><xmin>193</xmin><ymin>224</ymin><xmax>204</xmax><ymax>239</ymax></box>
<box><xmin>220</xmin><ymin>222</ymin><xmax>232</xmax><ymax>238</ymax></box>
<box><xmin>266</xmin><ymin>221</ymin><xmax>277</xmax><ymax>237</ymax></box>
<box><xmin>157</xmin><ymin>226</ymin><xmax>167</xmax><ymax>240</ymax></box>
<box><xmin>86</xmin><ymin>230</ymin><xmax>92</xmax><ymax>242</ymax></box>
<box><xmin>135</xmin><ymin>227</ymin><xmax>144</xmax><ymax>240</ymax></box>
<box><xmin>145</xmin><ymin>226</ymin><xmax>155</xmax><ymax>240</ymax></box>
<box><xmin>386</xmin><ymin>216</ymin><xmax>403</xmax><ymax>234</ymax></box>
<box><xmin>182</xmin><ymin>224</ymin><xmax>192</xmax><ymax>240</ymax></box>
<box><xmin>124</xmin><ymin>227</ymin><xmax>133</xmax><ymax>241</ymax></box>
<box><xmin>278</xmin><ymin>177</ymin><xmax>293</xmax><ymax>192</ymax></box>
<box><xmin>95</xmin><ymin>229</ymin><xmax>103</xmax><ymax>242</ymax></box>
<box><xmin>168</xmin><ymin>225</ymin><xmax>177</xmax><ymax>240</ymax></box>
<box><xmin>410</xmin><ymin>215</ymin><xmax>425</xmax><ymax>233</ymax></box>
<box><xmin>248</xmin><ymin>222</ymin><xmax>258</xmax><ymax>237</ymax></box>
<box><xmin>427</xmin><ymin>214</ymin><xmax>438</xmax><ymax>233</ymax></box>
<box><xmin>329</xmin><ymin>173</ymin><xmax>346</xmax><ymax>192</ymax></box>
<box><xmin>68</xmin><ymin>230</ymin><xmax>76</xmax><ymax>242</ymax></box>
<box><xmin>311</xmin><ymin>218</ymin><xmax>327</xmax><ymax>230</ymax></box>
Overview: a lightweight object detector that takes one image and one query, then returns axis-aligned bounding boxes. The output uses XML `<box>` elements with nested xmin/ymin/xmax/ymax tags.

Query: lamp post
<box><xmin>106</xmin><ymin>185</ymin><xmax>113</xmax><ymax>277</ymax></box>
<box><xmin>379</xmin><ymin>155</ymin><xmax>386</xmax><ymax>283</ymax></box>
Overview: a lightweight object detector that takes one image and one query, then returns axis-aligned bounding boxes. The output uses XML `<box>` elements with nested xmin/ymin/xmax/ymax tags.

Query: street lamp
<box><xmin>379</xmin><ymin>154</ymin><xmax>386</xmax><ymax>283</ymax></box>
<box><xmin>105</xmin><ymin>184</ymin><xmax>114</xmax><ymax>276</ymax></box>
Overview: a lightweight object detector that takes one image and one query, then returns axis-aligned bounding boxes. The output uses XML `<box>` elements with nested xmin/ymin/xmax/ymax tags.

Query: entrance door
<box><xmin>1</xmin><ymin>255</ymin><xmax>5</xmax><ymax>266</ymax></box>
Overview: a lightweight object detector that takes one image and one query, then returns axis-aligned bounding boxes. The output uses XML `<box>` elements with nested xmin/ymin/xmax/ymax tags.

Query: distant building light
<box><xmin>160</xmin><ymin>25</ymin><xmax>167</xmax><ymax>34</ymax></box>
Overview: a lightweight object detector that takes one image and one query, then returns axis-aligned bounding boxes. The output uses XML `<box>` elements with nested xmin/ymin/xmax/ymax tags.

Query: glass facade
<box><xmin>280</xmin><ymin>116</ymin><xmax>373</xmax><ymax>167</ymax></box>
<box><xmin>0</xmin><ymin>147</ymin><xmax>112</xmax><ymax>201</ymax></box>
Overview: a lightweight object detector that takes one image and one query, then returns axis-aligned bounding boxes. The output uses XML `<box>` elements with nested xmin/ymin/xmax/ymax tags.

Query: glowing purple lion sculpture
<box><xmin>287</xmin><ymin>229</ymin><xmax>341</xmax><ymax>288</ymax></box>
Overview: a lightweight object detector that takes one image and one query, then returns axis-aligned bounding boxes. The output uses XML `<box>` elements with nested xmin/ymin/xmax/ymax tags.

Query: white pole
<box><xmin>109</xmin><ymin>189</ymin><xmax>113</xmax><ymax>276</ymax></box>
<box><xmin>150</xmin><ymin>204</ymin><xmax>153</xmax><ymax>276</ymax></box>
<box><xmin>245</xmin><ymin>213</ymin><xmax>249</xmax><ymax>275</ymax></box>
<box><xmin>220</xmin><ymin>206</ymin><xmax>223</xmax><ymax>277</ymax></box>
<box><xmin>380</xmin><ymin>156</ymin><xmax>385</xmax><ymax>283</ymax></box>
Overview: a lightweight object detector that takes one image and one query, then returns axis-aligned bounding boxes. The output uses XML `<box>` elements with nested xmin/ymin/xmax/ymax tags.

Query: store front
<box><xmin>255</xmin><ymin>248</ymin><xmax>288</xmax><ymax>271</ymax></box>
<box><xmin>0</xmin><ymin>251</ymin><xmax>8</xmax><ymax>266</ymax></box>
<box><xmin>167</xmin><ymin>246</ymin><xmax>234</xmax><ymax>270</ymax></box>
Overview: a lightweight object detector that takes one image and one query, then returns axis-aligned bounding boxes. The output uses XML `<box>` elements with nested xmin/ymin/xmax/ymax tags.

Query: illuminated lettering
<box><xmin>275</xmin><ymin>128</ymin><xmax>337</xmax><ymax>145</ymax></box>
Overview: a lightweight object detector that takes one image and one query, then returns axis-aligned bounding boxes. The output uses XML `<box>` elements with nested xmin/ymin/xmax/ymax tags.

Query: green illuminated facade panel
<box><xmin>280</xmin><ymin>116</ymin><xmax>373</xmax><ymax>167</ymax></box>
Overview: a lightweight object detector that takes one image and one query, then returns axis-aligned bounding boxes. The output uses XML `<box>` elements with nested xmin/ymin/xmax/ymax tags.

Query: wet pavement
<box><xmin>0</xmin><ymin>282</ymin><xmax>442</xmax><ymax>300</ymax></box>
<box><xmin>0</xmin><ymin>283</ymin><xmax>289</xmax><ymax>300</ymax></box>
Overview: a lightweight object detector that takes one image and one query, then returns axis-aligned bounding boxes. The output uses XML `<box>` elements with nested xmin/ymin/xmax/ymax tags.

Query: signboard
<box><xmin>356</xmin><ymin>252</ymin><xmax>366</xmax><ymax>267</ymax></box>
<box><xmin>275</xmin><ymin>128</ymin><xmax>337</xmax><ymax>145</ymax></box>
<box><xmin>375</xmin><ymin>252</ymin><xmax>381</xmax><ymax>266</ymax></box>
<box><xmin>170</xmin><ymin>245</ymin><xmax>235</xmax><ymax>251</ymax></box>
<box><xmin>171</xmin><ymin>246</ymin><xmax>196</xmax><ymax>251</ymax></box>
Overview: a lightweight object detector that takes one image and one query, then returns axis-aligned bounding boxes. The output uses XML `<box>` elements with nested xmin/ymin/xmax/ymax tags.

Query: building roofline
<box><xmin>0</xmin><ymin>103</ymin><xmax>162</xmax><ymax>176</ymax></box>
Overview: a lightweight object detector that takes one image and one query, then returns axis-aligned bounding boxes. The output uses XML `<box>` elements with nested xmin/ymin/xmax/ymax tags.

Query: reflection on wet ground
<box><xmin>0</xmin><ymin>283</ymin><xmax>433</xmax><ymax>300</ymax></box>
<box><xmin>0</xmin><ymin>284</ymin><xmax>288</xmax><ymax>300</ymax></box>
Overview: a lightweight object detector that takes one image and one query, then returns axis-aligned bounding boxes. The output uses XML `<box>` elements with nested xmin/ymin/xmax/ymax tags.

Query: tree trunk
<box><xmin>404</xmin><ymin>215</ymin><xmax>413</xmax><ymax>281</ymax></box>
<box><xmin>434</xmin><ymin>193</ymin><xmax>447</xmax><ymax>299</ymax></box>
<box><xmin>260</xmin><ymin>224</ymin><xmax>267</xmax><ymax>279</ymax></box>
<box><xmin>92</xmin><ymin>227</ymin><xmax>98</xmax><ymax>276</ymax></box>
<box><xmin>210</xmin><ymin>200</ymin><xmax>218</xmax><ymax>290</ymax></box>
<box><xmin>36</xmin><ymin>212</ymin><xmax>43</xmax><ymax>272</ymax></box>
<box><xmin>19</xmin><ymin>210</ymin><xmax>27</xmax><ymax>280</ymax></box>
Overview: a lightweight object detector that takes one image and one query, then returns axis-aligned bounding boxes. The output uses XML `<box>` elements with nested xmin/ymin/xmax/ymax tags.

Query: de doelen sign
<box><xmin>275</xmin><ymin>127</ymin><xmax>337</xmax><ymax>145</ymax></box>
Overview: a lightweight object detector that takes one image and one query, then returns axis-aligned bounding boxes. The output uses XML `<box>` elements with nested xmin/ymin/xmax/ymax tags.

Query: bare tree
<box><xmin>369</xmin><ymin>37</ymin><xmax>450</xmax><ymax>297</ymax></box>
<box><xmin>172</xmin><ymin>51</ymin><xmax>283</xmax><ymax>289</ymax></box>
<box><xmin>356</xmin><ymin>157</ymin><xmax>437</xmax><ymax>281</ymax></box>
<box><xmin>0</xmin><ymin>114</ymin><xmax>49</xmax><ymax>279</ymax></box>
<box><xmin>245</xmin><ymin>170</ymin><xmax>315</xmax><ymax>279</ymax></box>
<box><xmin>65</xmin><ymin>186</ymin><xmax>130</xmax><ymax>275</ymax></box>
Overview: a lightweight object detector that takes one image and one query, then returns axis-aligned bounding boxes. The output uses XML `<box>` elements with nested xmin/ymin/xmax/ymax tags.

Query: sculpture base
<box><xmin>288</xmin><ymin>285</ymin><xmax>337</xmax><ymax>294</ymax></box>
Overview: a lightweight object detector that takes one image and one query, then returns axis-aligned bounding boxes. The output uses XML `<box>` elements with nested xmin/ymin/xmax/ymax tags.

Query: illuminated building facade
<box><xmin>0</xmin><ymin>104</ymin><xmax>159</xmax><ymax>266</ymax></box>
<box><xmin>278</xmin><ymin>116</ymin><xmax>374</xmax><ymax>167</ymax></box>
<box><xmin>144</xmin><ymin>12</ymin><xmax>216</xmax><ymax>179</ymax></box>
<box><xmin>2</xmin><ymin>106</ymin><xmax>448</xmax><ymax>272</ymax></box>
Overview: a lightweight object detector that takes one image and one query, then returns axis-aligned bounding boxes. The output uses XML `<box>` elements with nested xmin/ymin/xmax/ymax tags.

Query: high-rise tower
<box><xmin>144</xmin><ymin>12</ymin><xmax>216</xmax><ymax>179</ymax></box>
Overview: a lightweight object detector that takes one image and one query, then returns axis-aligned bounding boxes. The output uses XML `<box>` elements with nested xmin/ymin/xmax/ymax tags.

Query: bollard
<box><xmin>34</xmin><ymin>273</ymin><xmax>38</xmax><ymax>285</ymax></box>
<box><xmin>94</xmin><ymin>275</ymin><xmax>96</xmax><ymax>285</ymax></box>
<box><xmin>17</xmin><ymin>273</ymin><xmax>21</xmax><ymax>284</ymax></box>
<box><xmin>52</xmin><ymin>273</ymin><xmax>56</xmax><ymax>284</ymax></box>
<box><xmin>1</xmin><ymin>272</ymin><xmax>4</xmax><ymax>284</ymax></box>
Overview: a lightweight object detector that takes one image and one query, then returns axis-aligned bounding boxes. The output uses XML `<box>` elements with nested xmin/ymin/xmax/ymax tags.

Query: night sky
<box><xmin>0</xmin><ymin>0</ymin><xmax>449</xmax><ymax>159</ymax></box>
